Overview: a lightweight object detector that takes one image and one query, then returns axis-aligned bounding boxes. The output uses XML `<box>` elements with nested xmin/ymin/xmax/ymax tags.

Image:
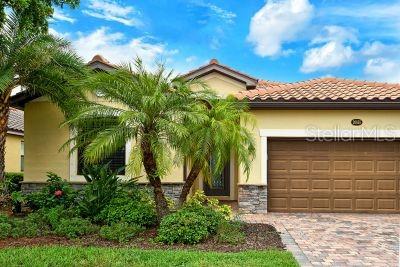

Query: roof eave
<box><xmin>247</xmin><ymin>101</ymin><xmax>400</xmax><ymax>110</ymax></box>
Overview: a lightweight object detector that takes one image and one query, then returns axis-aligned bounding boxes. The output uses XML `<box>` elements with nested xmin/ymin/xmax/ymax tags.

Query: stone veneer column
<box><xmin>238</xmin><ymin>184</ymin><xmax>268</xmax><ymax>214</ymax></box>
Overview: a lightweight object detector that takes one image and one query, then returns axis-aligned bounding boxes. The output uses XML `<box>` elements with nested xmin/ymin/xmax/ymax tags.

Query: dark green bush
<box><xmin>78</xmin><ymin>165</ymin><xmax>120</xmax><ymax>219</ymax></box>
<box><xmin>0</xmin><ymin>222</ymin><xmax>11</xmax><ymax>238</ymax></box>
<box><xmin>156</xmin><ymin>210</ymin><xmax>210</xmax><ymax>244</ymax></box>
<box><xmin>54</xmin><ymin>217</ymin><xmax>98</xmax><ymax>238</ymax></box>
<box><xmin>11</xmin><ymin>191</ymin><xmax>26</xmax><ymax>213</ymax></box>
<box><xmin>10</xmin><ymin>219</ymin><xmax>47</xmax><ymax>238</ymax></box>
<box><xmin>0</xmin><ymin>213</ymin><xmax>9</xmax><ymax>223</ymax></box>
<box><xmin>26</xmin><ymin>173</ymin><xmax>76</xmax><ymax>210</ymax></box>
<box><xmin>98</xmin><ymin>191</ymin><xmax>157</xmax><ymax>227</ymax></box>
<box><xmin>4</xmin><ymin>172</ymin><xmax>23</xmax><ymax>193</ymax></box>
<box><xmin>99</xmin><ymin>222</ymin><xmax>144</xmax><ymax>242</ymax></box>
<box><xmin>37</xmin><ymin>206</ymin><xmax>80</xmax><ymax>229</ymax></box>
<box><xmin>216</xmin><ymin>220</ymin><xmax>245</xmax><ymax>245</ymax></box>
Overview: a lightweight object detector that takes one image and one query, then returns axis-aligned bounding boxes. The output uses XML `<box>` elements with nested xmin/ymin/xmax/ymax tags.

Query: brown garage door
<box><xmin>268</xmin><ymin>140</ymin><xmax>400</xmax><ymax>213</ymax></box>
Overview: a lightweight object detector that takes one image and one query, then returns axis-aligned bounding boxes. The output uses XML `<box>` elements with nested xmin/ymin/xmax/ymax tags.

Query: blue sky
<box><xmin>50</xmin><ymin>0</ymin><xmax>400</xmax><ymax>82</ymax></box>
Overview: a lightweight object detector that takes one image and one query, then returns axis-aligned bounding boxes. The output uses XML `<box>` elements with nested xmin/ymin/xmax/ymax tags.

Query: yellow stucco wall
<box><xmin>24</xmin><ymin>100</ymin><xmax>70</xmax><ymax>182</ymax></box>
<box><xmin>21</xmin><ymin>71</ymin><xmax>400</xmax><ymax>193</ymax></box>
<box><xmin>5</xmin><ymin>134</ymin><xmax>23</xmax><ymax>173</ymax></box>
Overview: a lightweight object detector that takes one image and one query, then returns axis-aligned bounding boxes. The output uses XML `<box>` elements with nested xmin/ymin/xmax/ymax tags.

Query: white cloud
<box><xmin>52</xmin><ymin>8</ymin><xmax>76</xmax><ymax>23</ymax></box>
<box><xmin>185</xmin><ymin>56</ymin><xmax>197</xmax><ymax>63</ymax></box>
<box><xmin>301</xmin><ymin>42</ymin><xmax>354</xmax><ymax>73</ymax></box>
<box><xmin>310</xmin><ymin>25</ymin><xmax>358</xmax><ymax>45</ymax></box>
<box><xmin>72</xmin><ymin>27</ymin><xmax>178</xmax><ymax>69</ymax></box>
<box><xmin>301</xmin><ymin>26</ymin><xmax>356</xmax><ymax>73</ymax></box>
<box><xmin>191</xmin><ymin>1</ymin><xmax>236</xmax><ymax>24</ymax></box>
<box><xmin>364</xmin><ymin>58</ymin><xmax>400</xmax><ymax>83</ymax></box>
<box><xmin>247</xmin><ymin>0</ymin><xmax>314</xmax><ymax>57</ymax></box>
<box><xmin>82</xmin><ymin>0</ymin><xmax>142</xmax><ymax>27</ymax></box>
<box><xmin>48</xmin><ymin>28</ymin><xmax>71</xmax><ymax>39</ymax></box>
<box><xmin>361</xmin><ymin>41</ymin><xmax>400</xmax><ymax>57</ymax></box>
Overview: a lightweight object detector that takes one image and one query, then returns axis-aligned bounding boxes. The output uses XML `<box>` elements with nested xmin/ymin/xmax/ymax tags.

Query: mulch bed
<box><xmin>0</xmin><ymin>223</ymin><xmax>285</xmax><ymax>252</ymax></box>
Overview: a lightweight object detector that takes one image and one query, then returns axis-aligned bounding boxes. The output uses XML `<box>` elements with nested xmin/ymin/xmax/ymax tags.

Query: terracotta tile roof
<box><xmin>8</xmin><ymin>108</ymin><xmax>24</xmax><ymax>133</ymax></box>
<box><xmin>87</xmin><ymin>54</ymin><xmax>116</xmax><ymax>69</ymax></box>
<box><xmin>235</xmin><ymin>77</ymin><xmax>400</xmax><ymax>102</ymax></box>
<box><xmin>182</xmin><ymin>59</ymin><xmax>258</xmax><ymax>85</ymax></box>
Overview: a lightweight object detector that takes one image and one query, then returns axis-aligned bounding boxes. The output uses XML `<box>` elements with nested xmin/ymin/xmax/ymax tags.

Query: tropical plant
<box><xmin>26</xmin><ymin>173</ymin><xmax>76</xmax><ymax>210</ymax></box>
<box><xmin>65</xmin><ymin>59</ymin><xmax>209</xmax><ymax>221</ymax></box>
<box><xmin>177</xmin><ymin>97</ymin><xmax>256</xmax><ymax>206</ymax></box>
<box><xmin>0</xmin><ymin>13</ymin><xmax>88</xmax><ymax>181</ymax></box>
<box><xmin>78</xmin><ymin>164</ymin><xmax>121</xmax><ymax>219</ymax></box>
<box><xmin>0</xmin><ymin>0</ymin><xmax>80</xmax><ymax>33</ymax></box>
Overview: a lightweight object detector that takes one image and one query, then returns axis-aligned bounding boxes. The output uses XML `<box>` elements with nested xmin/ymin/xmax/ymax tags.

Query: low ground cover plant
<box><xmin>100</xmin><ymin>222</ymin><xmax>144</xmax><ymax>242</ymax></box>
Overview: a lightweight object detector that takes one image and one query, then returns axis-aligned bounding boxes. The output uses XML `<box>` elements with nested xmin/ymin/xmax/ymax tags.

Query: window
<box><xmin>20</xmin><ymin>141</ymin><xmax>24</xmax><ymax>172</ymax></box>
<box><xmin>77</xmin><ymin>146</ymin><xmax>126</xmax><ymax>175</ymax></box>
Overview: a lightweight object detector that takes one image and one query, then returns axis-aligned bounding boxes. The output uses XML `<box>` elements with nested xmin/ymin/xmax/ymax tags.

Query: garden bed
<box><xmin>0</xmin><ymin>223</ymin><xmax>284</xmax><ymax>252</ymax></box>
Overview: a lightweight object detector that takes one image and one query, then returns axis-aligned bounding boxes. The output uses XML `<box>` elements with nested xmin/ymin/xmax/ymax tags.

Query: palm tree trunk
<box><xmin>0</xmin><ymin>93</ymin><xmax>10</xmax><ymax>182</ymax></box>
<box><xmin>141</xmin><ymin>139</ymin><xmax>170</xmax><ymax>222</ymax></box>
<box><xmin>178</xmin><ymin>160</ymin><xmax>203</xmax><ymax>207</ymax></box>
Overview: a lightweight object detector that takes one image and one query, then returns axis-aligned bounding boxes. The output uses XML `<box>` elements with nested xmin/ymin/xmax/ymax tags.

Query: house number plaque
<box><xmin>351</xmin><ymin>119</ymin><xmax>363</xmax><ymax>126</ymax></box>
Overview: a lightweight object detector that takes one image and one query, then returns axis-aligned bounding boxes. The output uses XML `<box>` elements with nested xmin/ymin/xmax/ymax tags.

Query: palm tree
<box><xmin>65</xmin><ymin>59</ymin><xmax>208</xmax><ymax>221</ymax></box>
<box><xmin>0</xmin><ymin>13</ymin><xmax>87</xmax><ymax>180</ymax></box>
<box><xmin>177</xmin><ymin>97</ymin><xmax>256</xmax><ymax>206</ymax></box>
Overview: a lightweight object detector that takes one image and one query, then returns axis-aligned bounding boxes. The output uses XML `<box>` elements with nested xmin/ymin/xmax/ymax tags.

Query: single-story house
<box><xmin>5</xmin><ymin>108</ymin><xmax>24</xmax><ymax>173</ymax></box>
<box><xmin>12</xmin><ymin>55</ymin><xmax>400</xmax><ymax>214</ymax></box>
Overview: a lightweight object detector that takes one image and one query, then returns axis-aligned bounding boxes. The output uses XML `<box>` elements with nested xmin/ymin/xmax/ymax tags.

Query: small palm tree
<box><xmin>177</xmin><ymin>97</ymin><xmax>256</xmax><ymax>206</ymax></box>
<box><xmin>0</xmin><ymin>13</ymin><xmax>87</xmax><ymax>180</ymax></box>
<box><xmin>66</xmin><ymin>59</ymin><xmax>207</xmax><ymax>220</ymax></box>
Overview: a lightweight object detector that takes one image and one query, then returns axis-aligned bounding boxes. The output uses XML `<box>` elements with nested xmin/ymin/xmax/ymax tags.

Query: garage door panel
<box><xmin>268</xmin><ymin>140</ymin><xmax>399</xmax><ymax>213</ymax></box>
<box><xmin>311</xmin><ymin>160</ymin><xmax>330</xmax><ymax>172</ymax></box>
<box><xmin>355</xmin><ymin>199</ymin><xmax>374</xmax><ymax>210</ymax></box>
<box><xmin>312</xmin><ymin>179</ymin><xmax>330</xmax><ymax>190</ymax></box>
<box><xmin>333</xmin><ymin>160</ymin><xmax>352</xmax><ymax>171</ymax></box>
<box><xmin>377</xmin><ymin>199</ymin><xmax>397</xmax><ymax>211</ymax></box>
<box><xmin>355</xmin><ymin>180</ymin><xmax>374</xmax><ymax>191</ymax></box>
<box><xmin>376</xmin><ymin>160</ymin><xmax>397</xmax><ymax>173</ymax></box>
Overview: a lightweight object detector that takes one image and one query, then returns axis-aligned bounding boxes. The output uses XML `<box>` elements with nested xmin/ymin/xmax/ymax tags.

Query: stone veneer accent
<box><xmin>238</xmin><ymin>184</ymin><xmax>268</xmax><ymax>214</ymax></box>
<box><xmin>137</xmin><ymin>183</ymin><xmax>183</xmax><ymax>202</ymax></box>
<box><xmin>21</xmin><ymin>182</ymin><xmax>184</xmax><ymax>202</ymax></box>
<box><xmin>21</xmin><ymin>182</ymin><xmax>85</xmax><ymax>194</ymax></box>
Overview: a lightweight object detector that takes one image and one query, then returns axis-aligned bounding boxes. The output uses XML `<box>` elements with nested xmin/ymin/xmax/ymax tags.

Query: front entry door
<box><xmin>204</xmin><ymin>161</ymin><xmax>230</xmax><ymax>196</ymax></box>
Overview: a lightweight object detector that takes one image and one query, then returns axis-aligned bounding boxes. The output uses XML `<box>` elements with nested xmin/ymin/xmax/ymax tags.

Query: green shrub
<box><xmin>0</xmin><ymin>213</ymin><xmax>9</xmax><ymax>224</ymax></box>
<box><xmin>4</xmin><ymin>173</ymin><xmax>23</xmax><ymax>193</ymax></box>
<box><xmin>183</xmin><ymin>192</ymin><xmax>227</xmax><ymax>234</ymax></box>
<box><xmin>10</xmin><ymin>219</ymin><xmax>45</xmax><ymax>238</ymax></box>
<box><xmin>78</xmin><ymin>164</ymin><xmax>120</xmax><ymax>219</ymax></box>
<box><xmin>216</xmin><ymin>220</ymin><xmax>245</xmax><ymax>245</ymax></box>
<box><xmin>156</xmin><ymin>210</ymin><xmax>210</xmax><ymax>244</ymax></box>
<box><xmin>38</xmin><ymin>206</ymin><xmax>80</xmax><ymax>229</ymax></box>
<box><xmin>99</xmin><ymin>222</ymin><xmax>144</xmax><ymax>242</ymax></box>
<box><xmin>0</xmin><ymin>222</ymin><xmax>11</xmax><ymax>238</ymax></box>
<box><xmin>26</xmin><ymin>173</ymin><xmax>76</xmax><ymax>210</ymax></box>
<box><xmin>10</xmin><ymin>191</ymin><xmax>26</xmax><ymax>213</ymax></box>
<box><xmin>98</xmin><ymin>191</ymin><xmax>157</xmax><ymax>227</ymax></box>
<box><xmin>54</xmin><ymin>217</ymin><xmax>98</xmax><ymax>239</ymax></box>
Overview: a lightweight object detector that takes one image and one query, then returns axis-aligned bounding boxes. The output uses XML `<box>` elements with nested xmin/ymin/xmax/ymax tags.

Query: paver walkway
<box><xmin>243</xmin><ymin>213</ymin><xmax>400</xmax><ymax>266</ymax></box>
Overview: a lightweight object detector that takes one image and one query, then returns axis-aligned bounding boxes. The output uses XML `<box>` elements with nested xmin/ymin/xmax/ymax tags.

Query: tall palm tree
<box><xmin>0</xmin><ymin>13</ymin><xmax>87</xmax><ymax>180</ymax></box>
<box><xmin>66</xmin><ymin>59</ymin><xmax>208</xmax><ymax>220</ymax></box>
<box><xmin>177</xmin><ymin>97</ymin><xmax>256</xmax><ymax>206</ymax></box>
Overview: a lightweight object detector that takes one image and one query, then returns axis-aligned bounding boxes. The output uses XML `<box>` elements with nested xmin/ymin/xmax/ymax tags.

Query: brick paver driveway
<box><xmin>243</xmin><ymin>213</ymin><xmax>400</xmax><ymax>266</ymax></box>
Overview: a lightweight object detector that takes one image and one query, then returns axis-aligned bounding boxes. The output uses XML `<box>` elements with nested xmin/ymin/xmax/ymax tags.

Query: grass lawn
<box><xmin>0</xmin><ymin>246</ymin><xmax>298</xmax><ymax>267</ymax></box>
